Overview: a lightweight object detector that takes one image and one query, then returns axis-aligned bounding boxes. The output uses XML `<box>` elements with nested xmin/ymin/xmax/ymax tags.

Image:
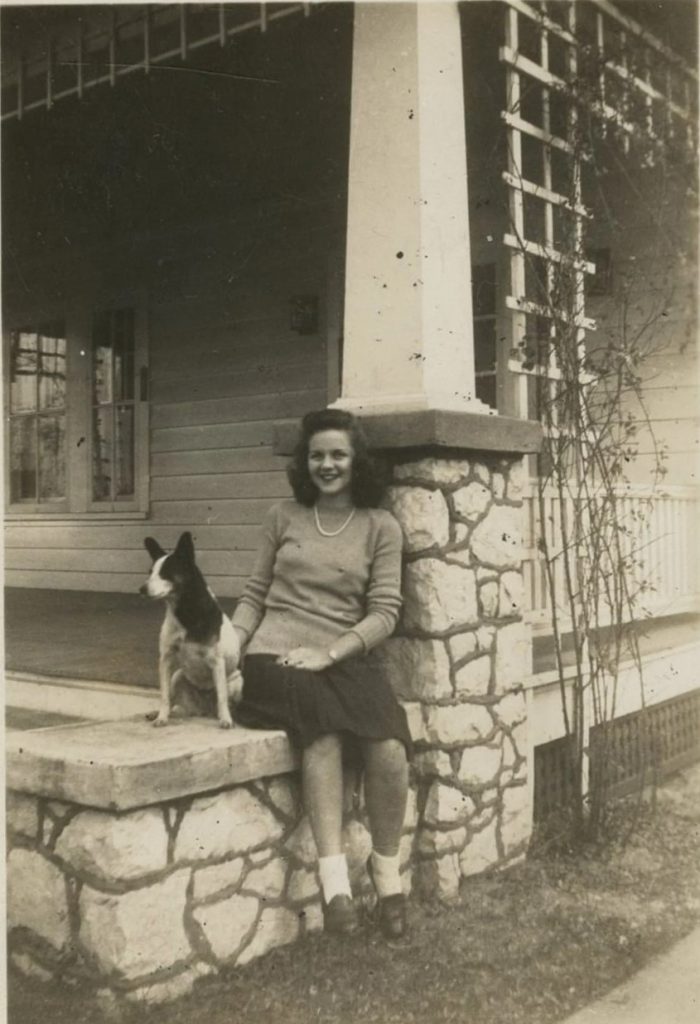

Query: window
<box><xmin>5</xmin><ymin>303</ymin><xmax>148</xmax><ymax>515</ymax></box>
<box><xmin>9</xmin><ymin>323</ymin><xmax>67</xmax><ymax>504</ymax></box>
<box><xmin>472</xmin><ymin>263</ymin><xmax>497</xmax><ymax>409</ymax></box>
<box><xmin>92</xmin><ymin>309</ymin><xmax>136</xmax><ymax>502</ymax></box>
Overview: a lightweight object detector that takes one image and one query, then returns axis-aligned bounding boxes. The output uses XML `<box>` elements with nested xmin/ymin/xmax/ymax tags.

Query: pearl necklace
<box><xmin>313</xmin><ymin>504</ymin><xmax>356</xmax><ymax>537</ymax></box>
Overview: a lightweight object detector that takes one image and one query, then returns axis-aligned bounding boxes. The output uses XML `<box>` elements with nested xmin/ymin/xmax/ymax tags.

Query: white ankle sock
<box><xmin>370</xmin><ymin>849</ymin><xmax>402</xmax><ymax>898</ymax></box>
<box><xmin>318</xmin><ymin>854</ymin><xmax>352</xmax><ymax>903</ymax></box>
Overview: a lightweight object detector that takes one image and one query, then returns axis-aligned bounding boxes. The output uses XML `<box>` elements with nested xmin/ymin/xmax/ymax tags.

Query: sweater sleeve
<box><xmin>347</xmin><ymin>512</ymin><xmax>403</xmax><ymax>653</ymax></box>
<box><xmin>231</xmin><ymin>503</ymin><xmax>282</xmax><ymax>640</ymax></box>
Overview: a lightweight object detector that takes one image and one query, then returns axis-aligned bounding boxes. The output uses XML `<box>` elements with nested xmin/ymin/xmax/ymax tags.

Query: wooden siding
<box><xmin>151</xmin><ymin>472</ymin><xmax>288</xmax><ymax>500</ymax></box>
<box><xmin>4</xmin><ymin>546</ymin><xmax>258</xmax><ymax>578</ymax></box>
<box><xmin>602</xmin><ymin>328</ymin><xmax>698</xmax><ymax>488</ymax></box>
<box><xmin>583</xmin><ymin>157</ymin><xmax>699</xmax><ymax>488</ymax></box>
<box><xmin>5</xmin><ymin>210</ymin><xmax>337</xmax><ymax>595</ymax></box>
<box><xmin>5</xmin><ymin>523</ymin><xmax>262</xmax><ymax>549</ymax></box>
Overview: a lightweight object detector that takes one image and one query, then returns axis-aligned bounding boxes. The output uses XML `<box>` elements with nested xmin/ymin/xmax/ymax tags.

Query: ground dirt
<box><xmin>8</xmin><ymin>764</ymin><xmax>700</xmax><ymax>1024</ymax></box>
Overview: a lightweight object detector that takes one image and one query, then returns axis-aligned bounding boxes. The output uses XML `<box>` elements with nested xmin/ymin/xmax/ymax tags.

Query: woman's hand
<box><xmin>277</xmin><ymin>646</ymin><xmax>334</xmax><ymax>671</ymax></box>
<box><xmin>232</xmin><ymin>625</ymin><xmax>249</xmax><ymax>653</ymax></box>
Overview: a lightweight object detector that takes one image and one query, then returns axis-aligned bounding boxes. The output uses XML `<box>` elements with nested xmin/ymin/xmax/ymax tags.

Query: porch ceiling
<box><xmin>2</xmin><ymin>3</ymin><xmax>353</xmax><ymax>259</ymax></box>
<box><xmin>0</xmin><ymin>3</ymin><xmax>317</xmax><ymax>122</ymax></box>
<box><xmin>4</xmin><ymin>3</ymin><xmax>695</xmax><ymax>125</ymax></box>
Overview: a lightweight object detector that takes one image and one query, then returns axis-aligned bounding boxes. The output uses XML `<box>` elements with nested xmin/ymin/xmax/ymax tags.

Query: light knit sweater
<box><xmin>231</xmin><ymin>500</ymin><xmax>403</xmax><ymax>657</ymax></box>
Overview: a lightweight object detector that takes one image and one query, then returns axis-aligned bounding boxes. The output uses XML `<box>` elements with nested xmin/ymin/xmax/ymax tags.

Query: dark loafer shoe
<box><xmin>322</xmin><ymin>894</ymin><xmax>359</xmax><ymax>935</ymax></box>
<box><xmin>366</xmin><ymin>857</ymin><xmax>408</xmax><ymax>941</ymax></box>
<box><xmin>376</xmin><ymin>892</ymin><xmax>407</xmax><ymax>941</ymax></box>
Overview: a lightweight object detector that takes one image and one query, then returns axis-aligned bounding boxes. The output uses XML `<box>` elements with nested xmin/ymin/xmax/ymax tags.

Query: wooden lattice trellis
<box><xmin>500</xmin><ymin>0</ymin><xmax>698</xmax><ymax>423</ymax></box>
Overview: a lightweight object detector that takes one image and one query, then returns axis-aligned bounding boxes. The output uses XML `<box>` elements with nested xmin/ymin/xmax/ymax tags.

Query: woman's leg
<box><xmin>302</xmin><ymin>733</ymin><xmax>344</xmax><ymax>855</ymax></box>
<box><xmin>362</xmin><ymin>738</ymin><xmax>409</xmax><ymax>856</ymax></box>
<box><xmin>303</xmin><ymin>733</ymin><xmax>356</xmax><ymax>921</ymax></box>
<box><xmin>362</xmin><ymin>738</ymin><xmax>409</xmax><ymax>938</ymax></box>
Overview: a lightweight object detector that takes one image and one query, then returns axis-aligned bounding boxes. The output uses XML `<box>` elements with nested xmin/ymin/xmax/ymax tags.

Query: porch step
<box><xmin>6</xmin><ymin>672</ymin><xmax>159</xmax><ymax>724</ymax></box>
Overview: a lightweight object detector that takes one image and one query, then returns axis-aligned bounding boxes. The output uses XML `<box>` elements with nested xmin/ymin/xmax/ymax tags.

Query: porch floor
<box><xmin>5</xmin><ymin>706</ymin><xmax>88</xmax><ymax>731</ymax></box>
<box><xmin>4</xmin><ymin>588</ymin><xmax>699</xmax><ymax>690</ymax></box>
<box><xmin>4</xmin><ymin>587</ymin><xmax>236</xmax><ymax>690</ymax></box>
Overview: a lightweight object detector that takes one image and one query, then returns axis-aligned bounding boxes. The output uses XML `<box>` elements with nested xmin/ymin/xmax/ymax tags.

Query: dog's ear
<box><xmin>174</xmin><ymin>531</ymin><xmax>195</xmax><ymax>563</ymax></box>
<box><xmin>144</xmin><ymin>537</ymin><xmax>166</xmax><ymax>562</ymax></box>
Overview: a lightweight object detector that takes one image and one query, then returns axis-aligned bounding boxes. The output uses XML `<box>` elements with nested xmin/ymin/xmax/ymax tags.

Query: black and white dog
<box><xmin>140</xmin><ymin>532</ymin><xmax>242</xmax><ymax>728</ymax></box>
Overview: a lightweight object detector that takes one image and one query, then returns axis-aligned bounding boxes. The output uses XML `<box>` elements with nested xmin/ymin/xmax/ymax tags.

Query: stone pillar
<box><xmin>378</xmin><ymin>450</ymin><xmax>533</xmax><ymax>899</ymax></box>
<box><xmin>337</xmin><ymin>2</ymin><xmax>489</xmax><ymax>415</ymax></box>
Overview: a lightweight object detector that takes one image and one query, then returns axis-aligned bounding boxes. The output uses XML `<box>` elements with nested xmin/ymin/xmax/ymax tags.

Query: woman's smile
<box><xmin>307</xmin><ymin>429</ymin><xmax>355</xmax><ymax>504</ymax></box>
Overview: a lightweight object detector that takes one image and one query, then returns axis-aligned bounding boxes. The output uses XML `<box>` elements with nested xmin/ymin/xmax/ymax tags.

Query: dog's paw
<box><xmin>152</xmin><ymin>715</ymin><xmax>170</xmax><ymax>728</ymax></box>
<box><xmin>218</xmin><ymin>717</ymin><xmax>234</xmax><ymax>730</ymax></box>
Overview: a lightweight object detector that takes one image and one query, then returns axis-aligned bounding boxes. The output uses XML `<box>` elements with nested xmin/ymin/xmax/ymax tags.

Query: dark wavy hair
<box><xmin>287</xmin><ymin>408</ymin><xmax>385</xmax><ymax>508</ymax></box>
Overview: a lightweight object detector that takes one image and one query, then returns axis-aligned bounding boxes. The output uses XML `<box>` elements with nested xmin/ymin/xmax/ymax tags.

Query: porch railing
<box><xmin>522</xmin><ymin>481</ymin><xmax>700</xmax><ymax>631</ymax></box>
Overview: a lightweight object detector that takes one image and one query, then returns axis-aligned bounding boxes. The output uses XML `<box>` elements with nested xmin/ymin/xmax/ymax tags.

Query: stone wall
<box><xmin>380</xmin><ymin>452</ymin><xmax>532</xmax><ymax>898</ymax></box>
<box><xmin>6</xmin><ymin>776</ymin><xmax>418</xmax><ymax>1005</ymax></box>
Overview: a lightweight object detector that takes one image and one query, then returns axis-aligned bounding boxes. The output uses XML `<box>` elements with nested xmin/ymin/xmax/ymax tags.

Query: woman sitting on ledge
<box><xmin>231</xmin><ymin>408</ymin><xmax>411</xmax><ymax>940</ymax></box>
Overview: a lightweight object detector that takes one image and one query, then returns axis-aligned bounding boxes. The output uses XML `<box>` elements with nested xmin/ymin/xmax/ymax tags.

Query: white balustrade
<box><xmin>522</xmin><ymin>482</ymin><xmax>700</xmax><ymax>631</ymax></box>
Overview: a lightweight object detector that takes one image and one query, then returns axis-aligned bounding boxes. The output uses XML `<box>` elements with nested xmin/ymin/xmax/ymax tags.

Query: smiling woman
<box><xmin>308</xmin><ymin>429</ymin><xmax>354</xmax><ymax>508</ymax></box>
<box><xmin>231</xmin><ymin>408</ymin><xmax>411</xmax><ymax>941</ymax></box>
<box><xmin>287</xmin><ymin>409</ymin><xmax>386</xmax><ymax>510</ymax></box>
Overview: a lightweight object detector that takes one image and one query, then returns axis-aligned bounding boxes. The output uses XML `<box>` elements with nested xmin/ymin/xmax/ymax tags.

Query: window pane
<box><xmin>90</xmin><ymin>307</ymin><xmax>138</xmax><ymax>503</ymax></box>
<box><xmin>115</xmin><ymin>404</ymin><xmax>135</xmax><ymax>497</ymax></box>
<box><xmin>38</xmin><ymin>414</ymin><xmax>66</xmax><ymax>499</ymax></box>
<box><xmin>10</xmin><ymin>417</ymin><xmax>37</xmax><ymax>500</ymax></box>
<box><xmin>38</xmin><ymin>326</ymin><xmax>67</xmax><ymax>411</ymax></box>
<box><xmin>10</xmin><ymin>330</ymin><xmax>38</xmax><ymax>412</ymax></box>
<box><xmin>92</xmin><ymin>407</ymin><xmax>113</xmax><ymax>500</ymax></box>
<box><xmin>114</xmin><ymin>310</ymin><xmax>135</xmax><ymax>401</ymax></box>
<box><xmin>93</xmin><ymin>313</ymin><xmax>113</xmax><ymax>405</ymax></box>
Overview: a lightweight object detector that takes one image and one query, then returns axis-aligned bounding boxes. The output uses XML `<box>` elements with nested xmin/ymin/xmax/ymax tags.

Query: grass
<box><xmin>8</xmin><ymin>765</ymin><xmax>700</xmax><ymax>1024</ymax></box>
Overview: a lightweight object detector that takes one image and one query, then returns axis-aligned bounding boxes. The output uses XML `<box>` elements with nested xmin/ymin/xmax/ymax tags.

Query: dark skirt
<box><xmin>236</xmin><ymin>651</ymin><xmax>413</xmax><ymax>760</ymax></box>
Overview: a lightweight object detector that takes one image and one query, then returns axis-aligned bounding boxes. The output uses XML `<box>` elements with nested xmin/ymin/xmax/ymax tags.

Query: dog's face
<box><xmin>140</xmin><ymin>532</ymin><xmax>195</xmax><ymax>600</ymax></box>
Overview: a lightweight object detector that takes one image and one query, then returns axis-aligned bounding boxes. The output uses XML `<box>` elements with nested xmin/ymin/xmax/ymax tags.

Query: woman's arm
<box><xmin>230</xmin><ymin>504</ymin><xmax>281</xmax><ymax>644</ymax></box>
<box><xmin>347</xmin><ymin>512</ymin><xmax>403</xmax><ymax>652</ymax></box>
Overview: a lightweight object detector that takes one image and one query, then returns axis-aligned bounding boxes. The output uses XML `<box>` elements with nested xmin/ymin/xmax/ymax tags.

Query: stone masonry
<box><xmin>380</xmin><ymin>452</ymin><xmax>532</xmax><ymax>898</ymax></box>
<box><xmin>6</xmin><ymin>777</ymin><xmax>418</xmax><ymax>1005</ymax></box>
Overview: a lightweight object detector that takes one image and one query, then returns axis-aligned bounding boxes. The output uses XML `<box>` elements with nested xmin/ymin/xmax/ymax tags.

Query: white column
<box><xmin>336</xmin><ymin>2</ymin><xmax>488</xmax><ymax>416</ymax></box>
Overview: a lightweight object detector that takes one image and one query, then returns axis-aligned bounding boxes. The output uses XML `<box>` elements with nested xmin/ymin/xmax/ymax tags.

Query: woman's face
<box><xmin>307</xmin><ymin>429</ymin><xmax>355</xmax><ymax>500</ymax></box>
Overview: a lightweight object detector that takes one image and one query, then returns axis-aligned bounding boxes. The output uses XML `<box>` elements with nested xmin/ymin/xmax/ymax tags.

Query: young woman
<box><xmin>231</xmin><ymin>408</ymin><xmax>411</xmax><ymax>939</ymax></box>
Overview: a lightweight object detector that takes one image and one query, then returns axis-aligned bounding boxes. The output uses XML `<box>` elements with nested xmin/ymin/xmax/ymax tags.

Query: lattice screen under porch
<box><xmin>534</xmin><ymin>687</ymin><xmax>700</xmax><ymax>820</ymax></box>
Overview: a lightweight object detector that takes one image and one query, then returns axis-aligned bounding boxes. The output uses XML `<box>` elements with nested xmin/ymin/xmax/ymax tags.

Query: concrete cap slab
<box><xmin>6</xmin><ymin>718</ymin><xmax>297</xmax><ymax>811</ymax></box>
<box><xmin>274</xmin><ymin>409</ymin><xmax>543</xmax><ymax>457</ymax></box>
